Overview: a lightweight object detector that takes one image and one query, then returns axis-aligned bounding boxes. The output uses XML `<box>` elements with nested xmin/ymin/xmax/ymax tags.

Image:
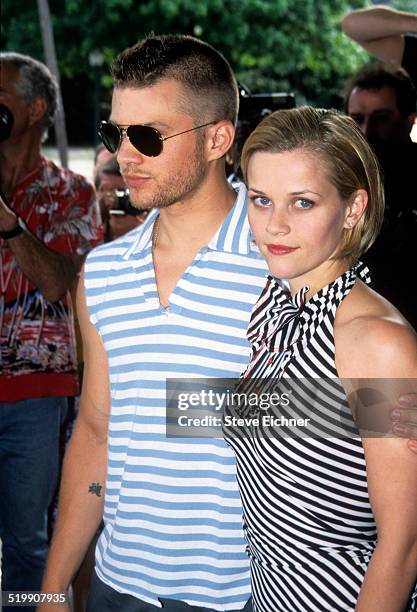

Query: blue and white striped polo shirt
<box><xmin>84</xmin><ymin>184</ymin><xmax>268</xmax><ymax>611</ymax></box>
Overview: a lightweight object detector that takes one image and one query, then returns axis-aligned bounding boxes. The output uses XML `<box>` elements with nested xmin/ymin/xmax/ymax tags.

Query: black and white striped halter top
<box><xmin>225</xmin><ymin>262</ymin><xmax>417</xmax><ymax>612</ymax></box>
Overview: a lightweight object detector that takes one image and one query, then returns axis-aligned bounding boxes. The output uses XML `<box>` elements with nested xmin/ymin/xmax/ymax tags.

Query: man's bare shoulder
<box><xmin>334</xmin><ymin>280</ymin><xmax>417</xmax><ymax>379</ymax></box>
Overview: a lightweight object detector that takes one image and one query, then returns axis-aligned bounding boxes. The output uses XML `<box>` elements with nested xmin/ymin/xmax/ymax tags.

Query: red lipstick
<box><xmin>267</xmin><ymin>244</ymin><xmax>298</xmax><ymax>255</ymax></box>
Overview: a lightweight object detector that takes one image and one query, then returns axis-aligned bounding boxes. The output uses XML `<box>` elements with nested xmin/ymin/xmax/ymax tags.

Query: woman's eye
<box><xmin>294</xmin><ymin>198</ymin><xmax>314</xmax><ymax>209</ymax></box>
<box><xmin>250</xmin><ymin>195</ymin><xmax>271</xmax><ymax>207</ymax></box>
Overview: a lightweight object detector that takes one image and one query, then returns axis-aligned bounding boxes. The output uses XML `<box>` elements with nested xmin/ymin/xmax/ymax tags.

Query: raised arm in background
<box><xmin>341</xmin><ymin>6</ymin><xmax>417</xmax><ymax>65</ymax></box>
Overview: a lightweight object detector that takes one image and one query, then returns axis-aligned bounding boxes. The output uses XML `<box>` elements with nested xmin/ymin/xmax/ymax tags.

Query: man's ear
<box><xmin>205</xmin><ymin>120</ymin><xmax>235</xmax><ymax>162</ymax></box>
<box><xmin>343</xmin><ymin>189</ymin><xmax>368</xmax><ymax>229</ymax></box>
<box><xmin>28</xmin><ymin>97</ymin><xmax>47</xmax><ymax>127</ymax></box>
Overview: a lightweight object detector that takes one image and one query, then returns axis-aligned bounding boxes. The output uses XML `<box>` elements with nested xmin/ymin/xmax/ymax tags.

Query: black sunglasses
<box><xmin>99</xmin><ymin>120</ymin><xmax>215</xmax><ymax>157</ymax></box>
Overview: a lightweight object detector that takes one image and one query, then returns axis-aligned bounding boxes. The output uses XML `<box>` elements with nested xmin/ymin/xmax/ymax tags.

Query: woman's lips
<box><xmin>266</xmin><ymin>244</ymin><xmax>298</xmax><ymax>255</ymax></box>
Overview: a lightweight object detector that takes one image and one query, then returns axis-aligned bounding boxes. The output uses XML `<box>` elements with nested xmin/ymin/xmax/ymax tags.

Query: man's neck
<box><xmin>152</xmin><ymin>171</ymin><xmax>238</xmax><ymax>309</ymax></box>
<box><xmin>0</xmin><ymin>136</ymin><xmax>42</xmax><ymax>198</ymax></box>
<box><xmin>156</xmin><ymin>173</ymin><xmax>237</xmax><ymax>253</ymax></box>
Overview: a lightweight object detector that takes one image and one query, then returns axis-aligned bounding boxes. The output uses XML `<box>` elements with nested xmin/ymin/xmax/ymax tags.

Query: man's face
<box><xmin>0</xmin><ymin>63</ymin><xmax>33</xmax><ymax>144</ymax></box>
<box><xmin>347</xmin><ymin>85</ymin><xmax>412</xmax><ymax>147</ymax></box>
<box><xmin>97</xmin><ymin>172</ymin><xmax>127</xmax><ymax>218</ymax></box>
<box><xmin>110</xmin><ymin>78</ymin><xmax>208</xmax><ymax>211</ymax></box>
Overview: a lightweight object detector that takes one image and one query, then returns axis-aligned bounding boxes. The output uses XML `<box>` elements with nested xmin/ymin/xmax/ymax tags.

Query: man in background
<box><xmin>95</xmin><ymin>155</ymin><xmax>147</xmax><ymax>241</ymax></box>
<box><xmin>344</xmin><ymin>62</ymin><xmax>417</xmax><ymax>328</ymax></box>
<box><xmin>0</xmin><ymin>52</ymin><xmax>102</xmax><ymax>607</ymax></box>
<box><xmin>341</xmin><ymin>5</ymin><xmax>417</xmax><ymax>327</ymax></box>
<box><xmin>92</xmin><ymin>143</ymin><xmax>113</xmax><ymax>181</ymax></box>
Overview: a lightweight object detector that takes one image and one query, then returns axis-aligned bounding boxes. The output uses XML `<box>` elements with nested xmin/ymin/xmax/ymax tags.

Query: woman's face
<box><xmin>247</xmin><ymin>148</ymin><xmax>356</xmax><ymax>293</ymax></box>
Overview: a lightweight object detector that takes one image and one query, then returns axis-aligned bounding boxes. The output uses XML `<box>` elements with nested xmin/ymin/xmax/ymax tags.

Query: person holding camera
<box><xmin>95</xmin><ymin>155</ymin><xmax>147</xmax><ymax>242</ymax></box>
<box><xmin>0</xmin><ymin>52</ymin><xmax>102</xmax><ymax>608</ymax></box>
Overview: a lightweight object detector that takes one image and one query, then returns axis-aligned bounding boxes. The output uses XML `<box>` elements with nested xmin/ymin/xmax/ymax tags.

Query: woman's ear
<box><xmin>343</xmin><ymin>189</ymin><xmax>368</xmax><ymax>229</ymax></box>
<box><xmin>206</xmin><ymin>120</ymin><xmax>235</xmax><ymax>162</ymax></box>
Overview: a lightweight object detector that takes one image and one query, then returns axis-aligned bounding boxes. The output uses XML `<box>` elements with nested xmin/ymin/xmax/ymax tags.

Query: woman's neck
<box><xmin>288</xmin><ymin>258</ymin><xmax>352</xmax><ymax>301</ymax></box>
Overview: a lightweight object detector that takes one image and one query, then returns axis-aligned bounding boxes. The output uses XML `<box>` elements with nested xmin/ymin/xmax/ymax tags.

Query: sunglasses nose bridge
<box><xmin>119</xmin><ymin>126</ymin><xmax>129</xmax><ymax>146</ymax></box>
<box><xmin>117</xmin><ymin>126</ymin><xmax>141</xmax><ymax>158</ymax></box>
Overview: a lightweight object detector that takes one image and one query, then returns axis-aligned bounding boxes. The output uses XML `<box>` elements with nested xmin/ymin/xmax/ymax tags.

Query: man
<box><xmin>341</xmin><ymin>5</ymin><xmax>417</xmax><ymax>87</ymax></box>
<box><xmin>344</xmin><ymin>63</ymin><xmax>417</xmax><ymax>328</ymax></box>
<box><xmin>41</xmin><ymin>35</ymin><xmax>417</xmax><ymax>612</ymax></box>
<box><xmin>342</xmin><ymin>7</ymin><xmax>417</xmax><ymax>328</ymax></box>
<box><xmin>344</xmin><ymin>62</ymin><xmax>416</xmax><ymax>150</ymax></box>
<box><xmin>41</xmin><ymin>34</ymin><xmax>265</xmax><ymax>612</ymax></box>
<box><xmin>95</xmin><ymin>155</ymin><xmax>147</xmax><ymax>241</ymax></box>
<box><xmin>0</xmin><ymin>52</ymin><xmax>102</xmax><ymax>605</ymax></box>
<box><xmin>93</xmin><ymin>143</ymin><xmax>113</xmax><ymax>180</ymax></box>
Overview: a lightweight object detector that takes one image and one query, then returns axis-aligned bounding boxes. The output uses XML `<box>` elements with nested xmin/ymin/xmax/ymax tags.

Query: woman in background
<box><xmin>226</xmin><ymin>107</ymin><xmax>417</xmax><ymax>611</ymax></box>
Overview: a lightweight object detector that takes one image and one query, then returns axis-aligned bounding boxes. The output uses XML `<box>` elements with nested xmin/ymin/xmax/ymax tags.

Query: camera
<box><xmin>239</xmin><ymin>90</ymin><xmax>296</xmax><ymax>126</ymax></box>
<box><xmin>0</xmin><ymin>104</ymin><xmax>14</xmax><ymax>143</ymax></box>
<box><xmin>226</xmin><ymin>85</ymin><xmax>296</xmax><ymax>180</ymax></box>
<box><xmin>111</xmin><ymin>189</ymin><xmax>147</xmax><ymax>217</ymax></box>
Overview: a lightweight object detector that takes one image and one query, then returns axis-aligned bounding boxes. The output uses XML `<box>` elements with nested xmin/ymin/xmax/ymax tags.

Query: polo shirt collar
<box><xmin>122</xmin><ymin>207</ymin><xmax>158</xmax><ymax>260</ymax></box>
<box><xmin>122</xmin><ymin>181</ymin><xmax>253</xmax><ymax>260</ymax></box>
<box><xmin>207</xmin><ymin>182</ymin><xmax>253</xmax><ymax>255</ymax></box>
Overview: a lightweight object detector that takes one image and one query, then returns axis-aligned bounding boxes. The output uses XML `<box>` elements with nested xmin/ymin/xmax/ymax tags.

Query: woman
<box><xmin>225</xmin><ymin>107</ymin><xmax>417</xmax><ymax>611</ymax></box>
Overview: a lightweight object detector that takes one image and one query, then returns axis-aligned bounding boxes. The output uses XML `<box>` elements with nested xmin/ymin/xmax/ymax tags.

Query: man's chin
<box><xmin>128</xmin><ymin>196</ymin><xmax>173</xmax><ymax>211</ymax></box>
<box><xmin>130</xmin><ymin>201</ymin><xmax>154</xmax><ymax>211</ymax></box>
<box><xmin>127</xmin><ymin>192</ymin><xmax>154</xmax><ymax>211</ymax></box>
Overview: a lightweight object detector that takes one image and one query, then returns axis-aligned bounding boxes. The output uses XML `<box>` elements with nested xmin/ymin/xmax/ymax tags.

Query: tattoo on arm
<box><xmin>88</xmin><ymin>482</ymin><xmax>103</xmax><ymax>497</ymax></box>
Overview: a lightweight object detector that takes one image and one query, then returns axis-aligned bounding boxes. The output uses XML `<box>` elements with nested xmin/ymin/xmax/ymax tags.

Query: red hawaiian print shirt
<box><xmin>0</xmin><ymin>156</ymin><xmax>103</xmax><ymax>402</ymax></box>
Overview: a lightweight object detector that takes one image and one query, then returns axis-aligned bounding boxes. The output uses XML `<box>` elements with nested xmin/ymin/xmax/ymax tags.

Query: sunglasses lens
<box><xmin>128</xmin><ymin>125</ymin><xmax>162</xmax><ymax>157</ymax></box>
<box><xmin>99</xmin><ymin>122</ymin><xmax>120</xmax><ymax>153</ymax></box>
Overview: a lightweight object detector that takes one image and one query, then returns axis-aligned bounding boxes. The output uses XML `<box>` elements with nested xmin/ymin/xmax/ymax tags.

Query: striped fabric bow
<box><xmin>247</xmin><ymin>261</ymin><xmax>372</xmax><ymax>353</ymax></box>
<box><xmin>247</xmin><ymin>277</ymin><xmax>310</xmax><ymax>352</ymax></box>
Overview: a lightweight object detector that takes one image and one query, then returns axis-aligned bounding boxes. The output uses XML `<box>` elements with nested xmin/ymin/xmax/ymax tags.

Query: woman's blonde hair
<box><xmin>241</xmin><ymin>106</ymin><xmax>384</xmax><ymax>263</ymax></box>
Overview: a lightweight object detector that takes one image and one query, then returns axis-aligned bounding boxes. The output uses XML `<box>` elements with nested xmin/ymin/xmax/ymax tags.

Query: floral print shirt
<box><xmin>0</xmin><ymin>156</ymin><xmax>102</xmax><ymax>402</ymax></box>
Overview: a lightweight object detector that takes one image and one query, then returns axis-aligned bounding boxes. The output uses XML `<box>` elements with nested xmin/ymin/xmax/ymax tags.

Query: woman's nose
<box><xmin>266</xmin><ymin>207</ymin><xmax>290</xmax><ymax>236</ymax></box>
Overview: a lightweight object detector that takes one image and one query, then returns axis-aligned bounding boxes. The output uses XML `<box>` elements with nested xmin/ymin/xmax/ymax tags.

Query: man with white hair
<box><xmin>0</xmin><ymin>52</ymin><xmax>102</xmax><ymax>604</ymax></box>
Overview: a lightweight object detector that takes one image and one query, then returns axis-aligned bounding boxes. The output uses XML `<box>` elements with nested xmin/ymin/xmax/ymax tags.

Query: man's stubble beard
<box><xmin>128</xmin><ymin>137</ymin><xmax>208</xmax><ymax>211</ymax></box>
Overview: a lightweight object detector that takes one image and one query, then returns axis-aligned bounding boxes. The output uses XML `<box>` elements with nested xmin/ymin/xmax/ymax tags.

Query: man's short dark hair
<box><xmin>111</xmin><ymin>34</ymin><xmax>239</xmax><ymax>125</ymax></box>
<box><xmin>344</xmin><ymin>62</ymin><xmax>417</xmax><ymax>117</ymax></box>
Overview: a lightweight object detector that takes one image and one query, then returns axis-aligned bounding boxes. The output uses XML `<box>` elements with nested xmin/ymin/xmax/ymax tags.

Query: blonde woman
<box><xmin>225</xmin><ymin>107</ymin><xmax>417</xmax><ymax>611</ymax></box>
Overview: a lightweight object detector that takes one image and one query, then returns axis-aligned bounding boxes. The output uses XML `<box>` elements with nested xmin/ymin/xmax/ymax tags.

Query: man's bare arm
<box><xmin>341</xmin><ymin>6</ymin><xmax>417</xmax><ymax>65</ymax></box>
<box><xmin>39</xmin><ymin>268</ymin><xmax>110</xmax><ymax>605</ymax></box>
<box><xmin>0</xmin><ymin>195</ymin><xmax>83</xmax><ymax>301</ymax></box>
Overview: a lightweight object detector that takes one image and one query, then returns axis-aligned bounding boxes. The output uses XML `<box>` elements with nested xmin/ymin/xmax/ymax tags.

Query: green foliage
<box><xmin>2</xmin><ymin>0</ymin><xmax>370</xmax><ymax>108</ymax></box>
<box><xmin>391</xmin><ymin>0</ymin><xmax>417</xmax><ymax>12</ymax></box>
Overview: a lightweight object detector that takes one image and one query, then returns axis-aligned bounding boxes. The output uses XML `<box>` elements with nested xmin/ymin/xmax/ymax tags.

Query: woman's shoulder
<box><xmin>334</xmin><ymin>279</ymin><xmax>417</xmax><ymax>379</ymax></box>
